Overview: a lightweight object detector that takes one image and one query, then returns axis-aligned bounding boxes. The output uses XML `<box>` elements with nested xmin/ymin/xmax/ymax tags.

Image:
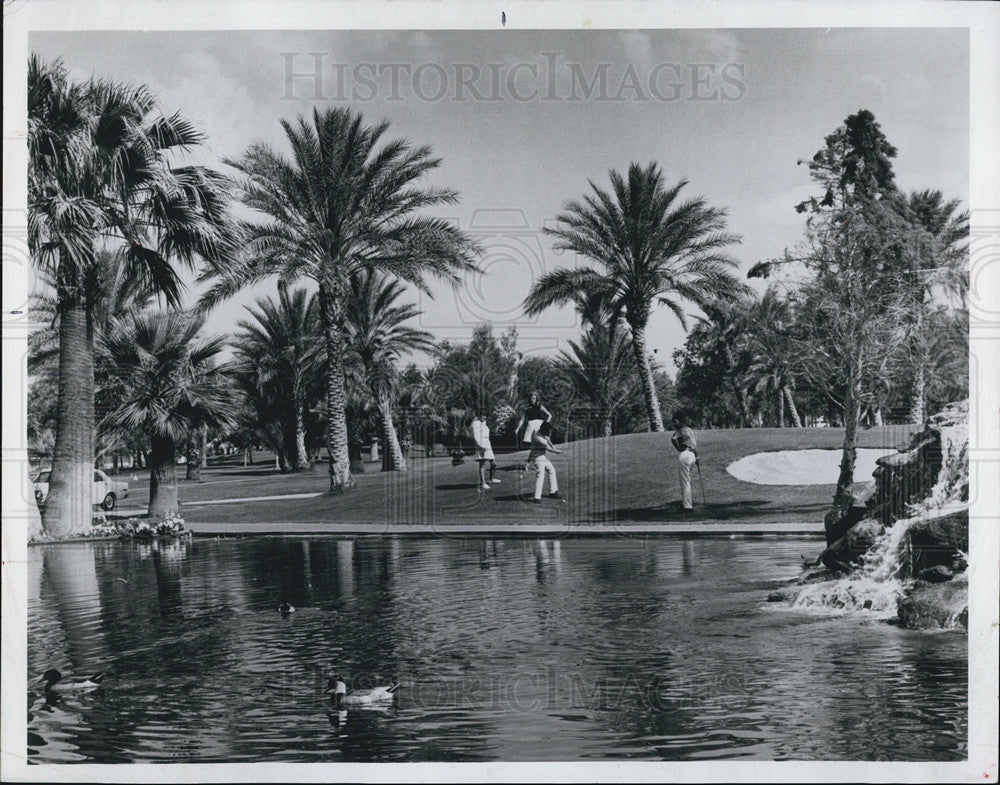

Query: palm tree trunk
<box><xmin>42</xmin><ymin>298</ymin><xmax>96</xmax><ymax>537</ymax></box>
<box><xmin>738</xmin><ymin>389</ymin><xmax>752</xmax><ymax>428</ymax></box>
<box><xmin>628</xmin><ymin>322</ymin><xmax>664</xmax><ymax>432</ymax></box>
<box><xmin>185</xmin><ymin>434</ymin><xmax>202</xmax><ymax>482</ymax></box>
<box><xmin>784</xmin><ymin>386</ymin><xmax>803</xmax><ymax>428</ymax></box>
<box><xmin>294</xmin><ymin>405</ymin><xmax>311</xmax><ymax>471</ymax></box>
<box><xmin>283</xmin><ymin>419</ymin><xmax>301</xmax><ymax>473</ymax></box>
<box><xmin>200</xmin><ymin>424</ymin><xmax>208</xmax><ymax>469</ymax></box>
<box><xmin>379</xmin><ymin>398</ymin><xmax>407</xmax><ymax>471</ymax></box>
<box><xmin>148</xmin><ymin>433</ymin><xmax>180</xmax><ymax>520</ymax></box>
<box><xmin>723</xmin><ymin>345</ymin><xmax>750</xmax><ymax>427</ymax></box>
<box><xmin>319</xmin><ymin>280</ymin><xmax>355</xmax><ymax>492</ymax></box>
<box><xmin>778</xmin><ymin>386</ymin><xmax>785</xmax><ymax>428</ymax></box>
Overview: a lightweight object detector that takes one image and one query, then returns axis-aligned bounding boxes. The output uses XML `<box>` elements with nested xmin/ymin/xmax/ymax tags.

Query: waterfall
<box><xmin>787</xmin><ymin>403</ymin><xmax>969</xmax><ymax>617</ymax></box>
<box><xmin>791</xmin><ymin>513</ymin><xmax>919</xmax><ymax>616</ymax></box>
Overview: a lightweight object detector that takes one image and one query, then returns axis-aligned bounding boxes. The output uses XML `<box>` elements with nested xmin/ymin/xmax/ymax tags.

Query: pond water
<box><xmin>27</xmin><ymin>535</ymin><xmax>967</xmax><ymax>763</ymax></box>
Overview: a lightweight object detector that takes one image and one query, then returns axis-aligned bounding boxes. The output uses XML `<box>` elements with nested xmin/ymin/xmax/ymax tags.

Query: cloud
<box><xmin>152</xmin><ymin>49</ymin><xmax>264</xmax><ymax>163</ymax></box>
<box><xmin>674</xmin><ymin>29</ymin><xmax>743</xmax><ymax>64</ymax></box>
<box><xmin>617</xmin><ymin>29</ymin><xmax>655</xmax><ymax>74</ymax></box>
<box><xmin>408</xmin><ymin>30</ymin><xmax>437</xmax><ymax>55</ymax></box>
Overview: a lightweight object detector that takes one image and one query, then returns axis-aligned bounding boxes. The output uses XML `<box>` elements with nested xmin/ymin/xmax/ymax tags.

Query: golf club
<box><xmin>696</xmin><ymin>458</ymin><xmax>706</xmax><ymax>505</ymax></box>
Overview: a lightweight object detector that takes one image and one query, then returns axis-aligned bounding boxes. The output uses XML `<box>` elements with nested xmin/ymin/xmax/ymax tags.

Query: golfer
<box><xmin>528</xmin><ymin>421</ymin><xmax>562</xmax><ymax>503</ymax></box>
<box><xmin>670</xmin><ymin>418</ymin><xmax>698</xmax><ymax>510</ymax></box>
<box><xmin>471</xmin><ymin>410</ymin><xmax>500</xmax><ymax>490</ymax></box>
<box><xmin>516</xmin><ymin>391</ymin><xmax>552</xmax><ymax>446</ymax></box>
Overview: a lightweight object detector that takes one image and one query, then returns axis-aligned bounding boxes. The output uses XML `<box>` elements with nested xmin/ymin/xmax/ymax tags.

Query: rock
<box><xmin>870</xmin><ymin>430</ymin><xmax>943</xmax><ymax>526</ymax></box>
<box><xmin>853</xmin><ymin>481</ymin><xmax>878</xmax><ymax>510</ymax></box>
<box><xmin>902</xmin><ymin>508</ymin><xmax>968</xmax><ymax>578</ymax></box>
<box><xmin>824</xmin><ymin>482</ymin><xmax>877</xmax><ymax>545</ymax></box>
<box><xmin>897</xmin><ymin>581</ymin><xmax>967</xmax><ymax>629</ymax></box>
<box><xmin>820</xmin><ymin>518</ymin><xmax>884</xmax><ymax>572</ymax></box>
<box><xmin>767</xmin><ymin>588</ymin><xmax>800</xmax><ymax>602</ymax></box>
<box><xmin>916</xmin><ymin>565</ymin><xmax>954</xmax><ymax>583</ymax></box>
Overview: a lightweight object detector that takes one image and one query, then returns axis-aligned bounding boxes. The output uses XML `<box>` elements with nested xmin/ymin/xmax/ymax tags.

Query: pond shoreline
<box><xmin>184</xmin><ymin>521</ymin><xmax>825</xmax><ymax>536</ymax></box>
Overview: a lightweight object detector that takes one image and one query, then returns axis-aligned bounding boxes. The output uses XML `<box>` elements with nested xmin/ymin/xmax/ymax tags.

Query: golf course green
<box><xmin>109</xmin><ymin>425</ymin><xmax>919</xmax><ymax>534</ymax></box>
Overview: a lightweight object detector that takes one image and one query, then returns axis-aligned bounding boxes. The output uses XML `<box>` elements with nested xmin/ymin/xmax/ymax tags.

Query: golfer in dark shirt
<box><xmin>516</xmin><ymin>391</ymin><xmax>552</xmax><ymax>445</ymax></box>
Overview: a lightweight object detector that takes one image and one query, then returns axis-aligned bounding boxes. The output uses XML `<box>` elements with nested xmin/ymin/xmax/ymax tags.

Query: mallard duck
<box><xmin>325</xmin><ymin>675</ymin><xmax>398</xmax><ymax>707</ymax></box>
<box><xmin>40</xmin><ymin>669</ymin><xmax>105</xmax><ymax>692</ymax></box>
<box><xmin>277</xmin><ymin>602</ymin><xmax>295</xmax><ymax>614</ymax></box>
<box><xmin>342</xmin><ymin>684</ymin><xmax>398</xmax><ymax>706</ymax></box>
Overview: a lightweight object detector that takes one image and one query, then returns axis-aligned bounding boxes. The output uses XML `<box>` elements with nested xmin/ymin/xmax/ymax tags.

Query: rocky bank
<box><xmin>779</xmin><ymin>401</ymin><xmax>969</xmax><ymax>630</ymax></box>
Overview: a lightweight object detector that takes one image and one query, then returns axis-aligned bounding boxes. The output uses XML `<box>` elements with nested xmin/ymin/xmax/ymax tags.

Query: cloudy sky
<box><xmin>30</xmin><ymin>27</ymin><xmax>969</xmax><ymax>371</ymax></box>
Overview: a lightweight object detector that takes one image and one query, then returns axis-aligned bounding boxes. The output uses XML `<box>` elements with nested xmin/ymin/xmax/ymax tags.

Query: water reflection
<box><xmin>28</xmin><ymin>536</ymin><xmax>967</xmax><ymax>763</ymax></box>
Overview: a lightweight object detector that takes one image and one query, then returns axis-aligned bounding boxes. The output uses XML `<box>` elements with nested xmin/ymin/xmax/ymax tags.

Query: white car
<box><xmin>33</xmin><ymin>468</ymin><xmax>129</xmax><ymax>511</ymax></box>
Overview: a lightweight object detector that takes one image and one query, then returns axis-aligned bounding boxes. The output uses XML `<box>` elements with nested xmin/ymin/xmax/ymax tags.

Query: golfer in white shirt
<box><xmin>471</xmin><ymin>410</ymin><xmax>500</xmax><ymax>490</ymax></box>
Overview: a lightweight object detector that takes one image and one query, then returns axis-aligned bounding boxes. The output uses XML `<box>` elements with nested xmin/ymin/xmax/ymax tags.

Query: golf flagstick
<box><xmin>696</xmin><ymin>458</ymin><xmax>706</xmax><ymax>505</ymax></box>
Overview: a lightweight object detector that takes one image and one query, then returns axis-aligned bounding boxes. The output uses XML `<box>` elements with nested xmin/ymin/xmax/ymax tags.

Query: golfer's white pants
<box><xmin>678</xmin><ymin>449</ymin><xmax>697</xmax><ymax>509</ymax></box>
<box><xmin>533</xmin><ymin>454</ymin><xmax>557</xmax><ymax>499</ymax></box>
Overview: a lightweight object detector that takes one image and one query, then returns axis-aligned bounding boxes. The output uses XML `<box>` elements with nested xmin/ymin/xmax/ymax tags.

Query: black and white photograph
<box><xmin>2</xmin><ymin>1</ymin><xmax>998</xmax><ymax>781</ymax></box>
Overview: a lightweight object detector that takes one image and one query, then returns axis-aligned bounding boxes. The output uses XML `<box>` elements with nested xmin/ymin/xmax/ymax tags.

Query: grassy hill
<box><xmin>135</xmin><ymin>425</ymin><xmax>919</xmax><ymax>531</ymax></box>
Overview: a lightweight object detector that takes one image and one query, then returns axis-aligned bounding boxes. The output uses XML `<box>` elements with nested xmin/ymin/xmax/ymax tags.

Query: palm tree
<box><xmin>202</xmin><ymin>107</ymin><xmax>480</xmax><ymax>491</ymax></box>
<box><xmin>745</xmin><ymin>290</ymin><xmax>802</xmax><ymax>427</ymax></box>
<box><xmin>30</xmin><ymin>250</ymin><xmax>160</xmax><ymax>471</ymax></box>
<box><xmin>101</xmin><ymin>312</ymin><xmax>237</xmax><ymax>519</ymax></box>
<box><xmin>28</xmin><ymin>55</ymin><xmax>235</xmax><ymax>536</ymax></box>
<box><xmin>902</xmin><ymin>190</ymin><xmax>969</xmax><ymax>424</ymax></box>
<box><xmin>558</xmin><ymin>317</ymin><xmax>637</xmax><ymax>438</ymax></box>
<box><xmin>233</xmin><ymin>285</ymin><xmax>324</xmax><ymax>472</ymax></box>
<box><xmin>524</xmin><ymin>162</ymin><xmax>746</xmax><ymax>431</ymax></box>
<box><xmin>344</xmin><ymin>270</ymin><xmax>434</xmax><ymax>471</ymax></box>
<box><xmin>395</xmin><ymin>364</ymin><xmax>449</xmax><ymax>456</ymax></box>
<box><xmin>692</xmin><ymin>297</ymin><xmax>755</xmax><ymax>427</ymax></box>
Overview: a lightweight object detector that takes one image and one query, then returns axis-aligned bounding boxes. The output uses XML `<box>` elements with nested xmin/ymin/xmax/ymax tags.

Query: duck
<box><xmin>325</xmin><ymin>675</ymin><xmax>398</xmax><ymax>708</ymax></box>
<box><xmin>277</xmin><ymin>602</ymin><xmax>295</xmax><ymax>614</ymax></box>
<box><xmin>40</xmin><ymin>669</ymin><xmax>105</xmax><ymax>692</ymax></box>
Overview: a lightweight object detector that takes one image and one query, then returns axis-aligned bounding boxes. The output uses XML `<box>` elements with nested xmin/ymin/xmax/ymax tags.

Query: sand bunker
<box><xmin>726</xmin><ymin>448</ymin><xmax>896</xmax><ymax>486</ymax></box>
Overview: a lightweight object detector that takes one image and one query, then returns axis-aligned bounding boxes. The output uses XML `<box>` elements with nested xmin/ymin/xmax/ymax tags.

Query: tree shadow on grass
<box><xmin>588</xmin><ymin>499</ymin><xmax>828</xmax><ymax>523</ymax></box>
<box><xmin>435</xmin><ymin>483</ymin><xmax>483</xmax><ymax>491</ymax></box>
<box><xmin>202</xmin><ymin>468</ymin><xmax>286</xmax><ymax>478</ymax></box>
<box><xmin>489</xmin><ymin>494</ymin><xmax>573</xmax><ymax>508</ymax></box>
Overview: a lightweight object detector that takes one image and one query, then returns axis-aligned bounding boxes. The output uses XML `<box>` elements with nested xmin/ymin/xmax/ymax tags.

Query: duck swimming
<box><xmin>277</xmin><ymin>602</ymin><xmax>295</xmax><ymax>614</ymax></box>
<box><xmin>325</xmin><ymin>676</ymin><xmax>398</xmax><ymax>708</ymax></box>
<box><xmin>40</xmin><ymin>669</ymin><xmax>105</xmax><ymax>692</ymax></box>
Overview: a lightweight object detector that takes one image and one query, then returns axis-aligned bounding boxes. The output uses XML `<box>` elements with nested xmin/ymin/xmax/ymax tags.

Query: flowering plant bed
<box><xmin>90</xmin><ymin>512</ymin><xmax>191</xmax><ymax>540</ymax></box>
